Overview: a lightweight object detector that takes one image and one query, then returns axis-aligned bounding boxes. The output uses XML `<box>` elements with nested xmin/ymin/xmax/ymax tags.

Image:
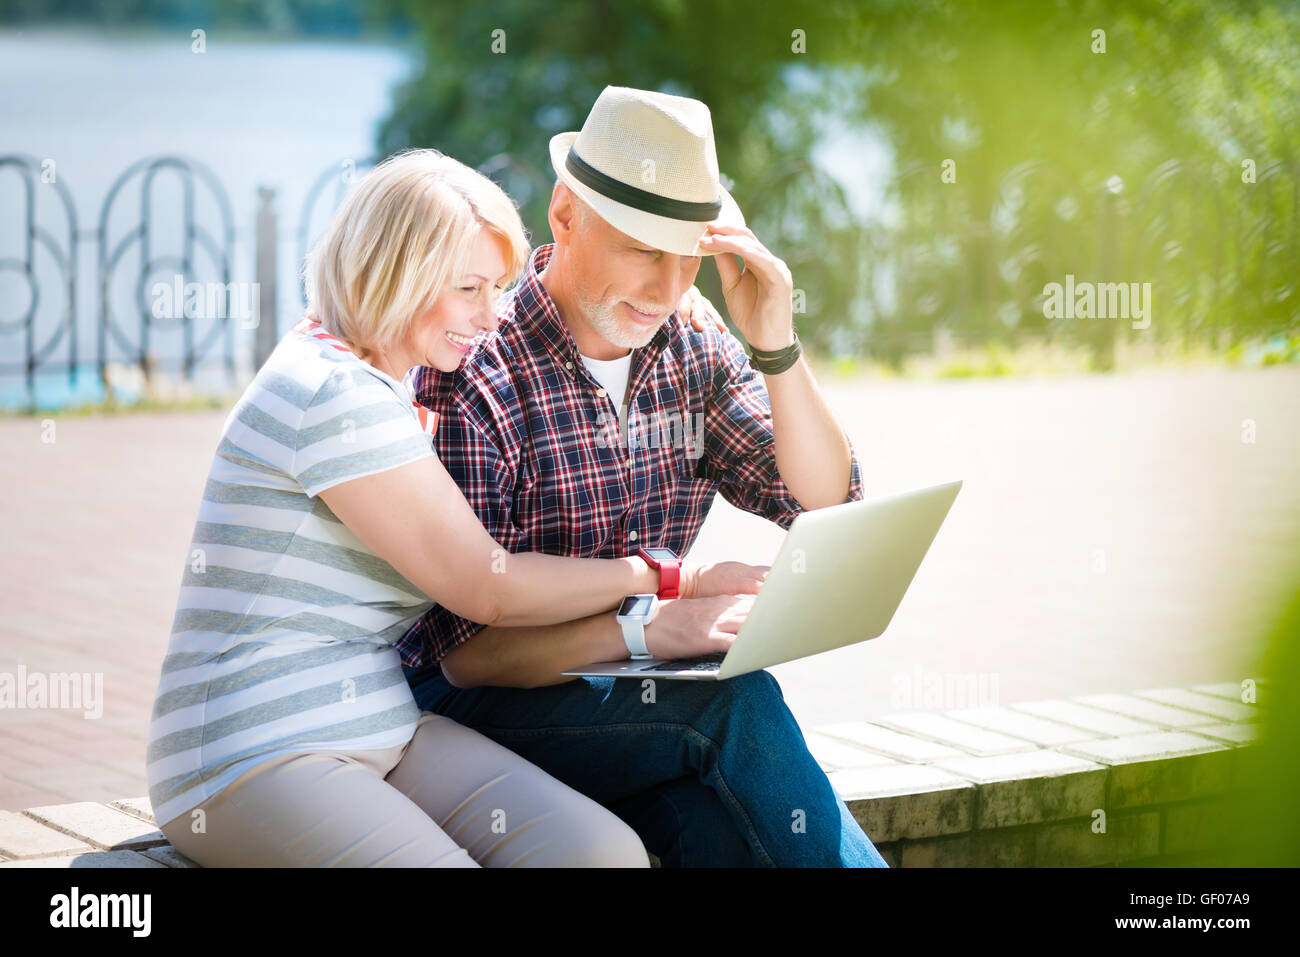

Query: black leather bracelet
<box><xmin>748</xmin><ymin>331</ymin><xmax>800</xmax><ymax>359</ymax></box>
<box><xmin>748</xmin><ymin>336</ymin><xmax>802</xmax><ymax>374</ymax></box>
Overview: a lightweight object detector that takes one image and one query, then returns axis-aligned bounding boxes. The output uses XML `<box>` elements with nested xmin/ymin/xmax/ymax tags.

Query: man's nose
<box><xmin>646</xmin><ymin>255</ymin><xmax>686</xmax><ymax>306</ymax></box>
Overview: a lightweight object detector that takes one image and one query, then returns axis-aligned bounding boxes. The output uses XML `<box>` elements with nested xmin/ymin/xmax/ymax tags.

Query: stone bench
<box><xmin>0</xmin><ymin>681</ymin><xmax>1260</xmax><ymax>867</ymax></box>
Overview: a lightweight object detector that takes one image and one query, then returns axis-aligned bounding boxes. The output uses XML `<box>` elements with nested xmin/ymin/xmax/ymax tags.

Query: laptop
<box><xmin>562</xmin><ymin>478</ymin><xmax>962</xmax><ymax>681</ymax></box>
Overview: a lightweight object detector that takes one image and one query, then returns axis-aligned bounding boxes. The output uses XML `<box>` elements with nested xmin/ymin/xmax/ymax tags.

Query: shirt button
<box><xmin>629</xmin><ymin>530</ymin><xmax>638</xmax><ymax>542</ymax></box>
<box><xmin>564</xmin><ymin>361</ymin><xmax>573</xmax><ymax>370</ymax></box>
<box><xmin>595</xmin><ymin>387</ymin><xmax>607</xmax><ymax>398</ymax></box>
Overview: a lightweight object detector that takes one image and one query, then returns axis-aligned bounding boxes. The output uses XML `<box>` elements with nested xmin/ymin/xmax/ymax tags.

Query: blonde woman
<box><xmin>145</xmin><ymin>149</ymin><xmax>761</xmax><ymax>867</ymax></box>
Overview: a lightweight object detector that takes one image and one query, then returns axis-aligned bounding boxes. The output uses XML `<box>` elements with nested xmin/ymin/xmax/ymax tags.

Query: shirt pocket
<box><xmin>674</xmin><ymin>454</ymin><xmax>720</xmax><ymax>511</ymax></box>
<box><xmin>656</xmin><ymin>416</ymin><xmax>719</xmax><ymax>504</ymax></box>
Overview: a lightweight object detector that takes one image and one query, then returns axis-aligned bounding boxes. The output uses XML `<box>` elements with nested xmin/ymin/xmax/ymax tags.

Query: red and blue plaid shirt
<box><xmin>395</xmin><ymin>243</ymin><xmax>864</xmax><ymax>668</ymax></box>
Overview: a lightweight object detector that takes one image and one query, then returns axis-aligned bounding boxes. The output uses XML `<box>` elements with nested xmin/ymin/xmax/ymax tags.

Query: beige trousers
<box><xmin>160</xmin><ymin>711</ymin><xmax>649</xmax><ymax>867</ymax></box>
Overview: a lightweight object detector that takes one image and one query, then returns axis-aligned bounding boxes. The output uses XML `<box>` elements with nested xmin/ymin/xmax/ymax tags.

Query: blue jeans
<box><xmin>402</xmin><ymin>664</ymin><xmax>889</xmax><ymax>867</ymax></box>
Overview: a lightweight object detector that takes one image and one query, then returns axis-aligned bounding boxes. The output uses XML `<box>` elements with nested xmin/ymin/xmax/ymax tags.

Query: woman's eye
<box><xmin>460</xmin><ymin>285</ymin><xmax>481</xmax><ymax>294</ymax></box>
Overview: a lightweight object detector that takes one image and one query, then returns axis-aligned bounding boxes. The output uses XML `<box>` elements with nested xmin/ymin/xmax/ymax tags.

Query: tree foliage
<box><xmin>378</xmin><ymin>0</ymin><xmax>1297</xmax><ymax>361</ymax></box>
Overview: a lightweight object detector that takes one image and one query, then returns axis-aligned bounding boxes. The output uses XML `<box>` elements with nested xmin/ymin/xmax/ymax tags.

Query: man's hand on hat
<box><xmin>699</xmin><ymin>223</ymin><xmax>796</xmax><ymax>354</ymax></box>
<box><xmin>675</xmin><ymin>284</ymin><xmax>728</xmax><ymax>335</ymax></box>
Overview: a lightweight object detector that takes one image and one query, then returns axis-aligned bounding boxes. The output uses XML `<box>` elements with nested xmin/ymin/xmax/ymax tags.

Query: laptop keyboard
<box><xmin>644</xmin><ymin>652</ymin><xmax>727</xmax><ymax>672</ymax></box>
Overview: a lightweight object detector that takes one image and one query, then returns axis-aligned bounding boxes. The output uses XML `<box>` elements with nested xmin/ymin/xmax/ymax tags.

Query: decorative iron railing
<box><xmin>0</xmin><ymin>151</ymin><xmax>1295</xmax><ymax>410</ymax></box>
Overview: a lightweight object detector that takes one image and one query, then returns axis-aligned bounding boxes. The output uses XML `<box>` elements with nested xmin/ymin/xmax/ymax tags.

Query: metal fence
<box><xmin>3</xmin><ymin>155</ymin><xmax>227</xmax><ymax>407</ymax></box>
<box><xmin>1</xmin><ymin>151</ymin><xmax>1295</xmax><ymax>410</ymax></box>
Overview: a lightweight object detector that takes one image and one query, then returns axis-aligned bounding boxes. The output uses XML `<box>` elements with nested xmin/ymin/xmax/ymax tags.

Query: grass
<box><xmin>5</xmin><ymin>334</ymin><xmax>1297</xmax><ymax>416</ymax></box>
<box><xmin>814</xmin><ymin>333</ymin><xmax>1300</xmax><ymax>382</ymax></box>
<box><xmin>1225</xmin><ymin>335</ymin><xmax>1300</xmax><ymax>367</ymax></box>
<box><xmin>1</xmin><ymin>393</ymin><xmax>232</xmax><ymax>419</ymax></box>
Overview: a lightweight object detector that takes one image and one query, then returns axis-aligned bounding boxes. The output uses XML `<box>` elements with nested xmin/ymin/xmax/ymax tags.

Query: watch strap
<box><xmin>620</xmin><ymin>618</ymin><xmax>650</xmax><ymax>658</ymax></box>
<box><xmin>656</xmin><ymin>560</ymin><xmax>680</xmax><ymax>599</ymax></box>
<box><xmin>637</xmin><ymin>547</ymin><xmax>681</xmax><ymax>600</ymax></box>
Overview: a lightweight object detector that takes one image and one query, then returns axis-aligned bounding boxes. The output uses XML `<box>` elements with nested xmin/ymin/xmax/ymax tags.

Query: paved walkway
<box><xmin>2</xmin><ymin>366</ymin><xmax>1298</xmax><ymax>811</ymax></box>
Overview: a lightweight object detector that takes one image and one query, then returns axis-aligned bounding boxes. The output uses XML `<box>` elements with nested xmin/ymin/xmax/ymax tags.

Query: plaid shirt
<box><xmin>394</xmin><ymin>243</ymin><xmax>864</xmax><ymax>668</ymax></box>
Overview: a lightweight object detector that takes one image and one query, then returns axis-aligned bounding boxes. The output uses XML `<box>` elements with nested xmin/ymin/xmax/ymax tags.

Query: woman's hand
<box><xmin>680</xmin><ymin>561</ymin><xmax>769</xmax><ymax>599</ymax></box>
<box><xmin>644</xmin><ymin>594</ymin><xmax>755</xmax><ymax>660</ymax></box>
<box><xmin>676</xmin><ymin>284</ymin><xmax>728</xmax><ymax>334</ymax></box>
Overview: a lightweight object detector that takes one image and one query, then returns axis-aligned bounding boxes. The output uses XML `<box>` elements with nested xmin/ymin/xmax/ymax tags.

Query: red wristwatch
<box><xmin>637</xmin><ymin>547</ymin><xmax>681</xmax><ymax>600</ymax></box>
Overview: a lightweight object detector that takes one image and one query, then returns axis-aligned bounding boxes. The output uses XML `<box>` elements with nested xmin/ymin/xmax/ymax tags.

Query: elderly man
<box><xmin>399</xmin><ymin>86</ymin><xmax>887</xmax><ymax>867</ymax></box>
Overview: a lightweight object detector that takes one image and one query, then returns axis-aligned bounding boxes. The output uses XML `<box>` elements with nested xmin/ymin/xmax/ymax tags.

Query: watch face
<box><xmin>641</xmin><ymin>548</ymin><xmax>677</xmax><ymax>563</ymax></box>
<box><xmin>618</xmin><ymin>595</ymin><xmax>655</xmax><ymax>618</ymax></box>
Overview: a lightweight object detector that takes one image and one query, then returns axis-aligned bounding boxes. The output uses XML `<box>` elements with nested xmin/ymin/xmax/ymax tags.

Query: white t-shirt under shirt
<box><xmin>580</xmin><ymin>349</ymin><xmax>633</xmax><ymax>430</ymax></box>
<box><xmin>145</xmin><ymin>318</ymin><xmax>437</xmax><ymax>828</ymax></box>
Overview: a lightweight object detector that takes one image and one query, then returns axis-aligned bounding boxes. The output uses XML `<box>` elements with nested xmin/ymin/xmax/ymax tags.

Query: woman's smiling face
<box><xmin>405</xmin><ymin>227</ymin><xmax>511</xmax><ymax>373</ymax></box>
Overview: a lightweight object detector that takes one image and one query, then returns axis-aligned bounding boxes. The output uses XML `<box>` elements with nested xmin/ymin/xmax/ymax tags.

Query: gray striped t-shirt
<box><xmin>146</xmin><ymin>320</ymin><xmax>437</xmax><ymax>828</ymax></box>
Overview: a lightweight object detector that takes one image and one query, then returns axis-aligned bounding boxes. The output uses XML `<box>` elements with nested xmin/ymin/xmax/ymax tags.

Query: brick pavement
<box><xmin>2</xmin><ymin>367</ymin><xmax>1298</xmax><ymax>811</ymax></box>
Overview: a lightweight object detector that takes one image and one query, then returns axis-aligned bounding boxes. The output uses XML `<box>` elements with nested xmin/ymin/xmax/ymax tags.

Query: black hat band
<box><xmin>565</xmin><ymin>147</ymin><xmax>722</xmax><ymax>222</ymax></box>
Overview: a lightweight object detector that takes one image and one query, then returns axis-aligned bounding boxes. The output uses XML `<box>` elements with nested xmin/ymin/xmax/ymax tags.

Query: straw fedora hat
<box><xmin>549</xmin><ymin>86</ymin><xmax>746</xmax><ymax>257</ymax></box>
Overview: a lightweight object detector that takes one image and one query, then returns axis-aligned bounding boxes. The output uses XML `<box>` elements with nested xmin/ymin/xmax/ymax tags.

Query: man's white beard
<box><xmin>576</xmin><ymin>289</ymin><xmax>666</xmax><ymax>350</ymax></box>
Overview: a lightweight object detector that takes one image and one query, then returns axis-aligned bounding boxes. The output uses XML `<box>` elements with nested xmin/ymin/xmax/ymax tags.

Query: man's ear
<box><xmin>548</xmin><ymin>182</ymin><xmax>577</xmax><ymax>248</ymax></box>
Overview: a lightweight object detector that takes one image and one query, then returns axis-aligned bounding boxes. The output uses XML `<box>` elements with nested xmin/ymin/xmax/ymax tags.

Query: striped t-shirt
<box><xmin>147</xmin><ymin>318</ymin><xmax>439</xmax><ymax>828</ymax></box>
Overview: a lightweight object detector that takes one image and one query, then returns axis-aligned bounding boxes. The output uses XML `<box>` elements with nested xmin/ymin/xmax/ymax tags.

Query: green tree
<box><xmin>378</xmin><ymin>0</ymin><xmax>1300</xmax><ymax>366</ymax></box>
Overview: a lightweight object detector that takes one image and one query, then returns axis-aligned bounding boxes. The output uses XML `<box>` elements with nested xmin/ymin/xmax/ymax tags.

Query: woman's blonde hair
<box><xmin>304</xmin><ymin>148</ymin><xmax>530</xmax><ymax>353</ymax></box>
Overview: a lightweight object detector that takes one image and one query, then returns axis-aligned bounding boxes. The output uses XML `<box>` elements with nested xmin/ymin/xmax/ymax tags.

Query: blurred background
<box><xmin>0</xmin><ymin>0</ymin><xmax>1297</xmax><ymax>860</ymax></box>
<box><xmin>3</xmin><ymin>0</ymin><xmax>1298</xmax><ymax>409</ymax></box>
